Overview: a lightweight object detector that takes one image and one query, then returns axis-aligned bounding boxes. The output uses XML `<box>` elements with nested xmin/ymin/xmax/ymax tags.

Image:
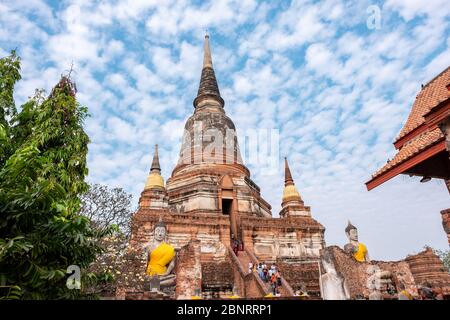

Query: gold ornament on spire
<box><xmin>145</xmin><ymin>144</ymin><xmax>165</xmax><ymax>190</ymax></box>
<box><xmin>282</xmin><ymin>157</ymin><xmax>302</xmax><ymax>202</ymax></box>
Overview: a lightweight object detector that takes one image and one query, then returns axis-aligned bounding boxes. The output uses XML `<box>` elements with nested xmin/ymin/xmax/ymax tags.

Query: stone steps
<box><xmin>228</xmin><ymin>246</ymin><xmax>269</xmax><ymax>297</ymax></box>
<box><xmin>244</xmin><ymin>248</ymin><xmax>296</xmax><ymax>297</ymax></box>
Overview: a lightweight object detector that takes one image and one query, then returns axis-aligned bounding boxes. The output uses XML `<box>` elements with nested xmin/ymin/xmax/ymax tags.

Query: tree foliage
<box><xmin>434</xmin><ymin>249</ymin><xmax>450</xmax><ymax>272</ymax></box>
<box><xmin>0</xmin><ymin>50</ymin><xmax>21</xmax><ymax>166</ymax></box>
<box><xmin>80</xmin><ymin>183</ymin><xmax>134</xmax><ymax>237</ymax></box>
<box><xmin>0</xmin><ymin>51</ymin><xmax>114</xmax><ymax>299</ymax></box>
<box><xmin>0</xmin><ymin>50</ymin><xmax>20</xmax><ymax>124</ymax></box>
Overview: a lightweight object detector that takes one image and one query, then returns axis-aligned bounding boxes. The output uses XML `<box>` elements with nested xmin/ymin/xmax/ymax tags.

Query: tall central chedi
<box><xmin>167</xmin><ymin>34</ymin><xmax>272</xmax><ymax>239</ymax></box>
<box><xmin>126</xmin><ymin>34</ymin><xmax>326</xmax><ymax>300</ymax></box>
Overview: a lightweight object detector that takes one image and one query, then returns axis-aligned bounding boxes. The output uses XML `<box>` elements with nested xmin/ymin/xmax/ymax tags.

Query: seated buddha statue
<box><xmin>343</xmin><ymin>221</ymin><xmax>370</xmax><ymax>263</ymax></box>
<box><xmin>143</xmin><ymin>219</ymin><xmax>176</xmax><ymax>287</ymax></box>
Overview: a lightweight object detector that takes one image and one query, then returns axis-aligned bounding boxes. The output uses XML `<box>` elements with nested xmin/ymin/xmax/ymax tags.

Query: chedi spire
<box><xmin>193</xmin><ymin>33</ymin><xmax>224</xmax><ymax>108</ymax></box>
<box><xmin>203</xmin><ymin>32</ymin><xmax>213</xmax><ymax>68</ymax></box>
<box><xmin>282</xmin><ymin>157</ymin><xmax>302</xmax><ymax>202</ymax></box>
<box><xmin>145</xmin><ymin>144</ymin><xmax>164</xmax><ymax>190</ymax></box>
<box><xmin>151</xmin><ymin>144</ymin><xmax>161</xmax><ymax>173</ymax></box>
<box><xmin>284</xmin><ymin>157</ymin><xmax>294</xmax><ymax>186</ymax></box>
<box><xmin>279</xmin><ymin>157</ymin><xmax>311</xmax><ymax>218</ymax></box>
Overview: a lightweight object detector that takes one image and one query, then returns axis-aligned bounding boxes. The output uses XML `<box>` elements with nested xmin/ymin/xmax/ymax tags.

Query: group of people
<box><xmin>372</xmin><ymin>282</ymin><xmax>445</xmax><ymax>300</ymax></box>
<box><xmin>231</xmin><ymin>235</ymin><xmax>242</xmax><ymax>256</ymax></box>
<box><xmin>398</xmin><ymin>282</ymin><xmax>444</xmax><ymax>300</ymax></box>
<box><xmin>247</xmin><ymin>262</ymin><xmax>283</xmax><ymax>296</ymax></box>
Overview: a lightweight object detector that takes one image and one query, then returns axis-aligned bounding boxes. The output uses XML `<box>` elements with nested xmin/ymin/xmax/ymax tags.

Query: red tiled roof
<box><xmin>368</xmin><ymin>65</ymin><xmax>450</xmax><ymax>186</ymax></box>
<box><xmin>396</xmin><ymin>66</ymin><xmax>450</xmax><ymax>141</ymax></box>
<box><xmin>371</xmin><ymin>128</ymin><xmax>444</xmax><ymax>178</ymax></box>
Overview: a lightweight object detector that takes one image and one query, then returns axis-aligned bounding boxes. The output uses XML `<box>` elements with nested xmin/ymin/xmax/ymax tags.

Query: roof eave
<box><xmin>366</xmin><ymin>140</ymin><xmax>446</xmax><ymax>191</ymax></box>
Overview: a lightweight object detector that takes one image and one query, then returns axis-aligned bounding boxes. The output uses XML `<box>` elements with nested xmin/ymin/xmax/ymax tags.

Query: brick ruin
<box><xmin>109</xmin><ymin>35</ymin><xmax>449</xmax><ymax>300</ymax></box>
<box><xmin>319</xmin><ymin>246</ymin><xmax>450</xmax><ymax>300</ymax></box>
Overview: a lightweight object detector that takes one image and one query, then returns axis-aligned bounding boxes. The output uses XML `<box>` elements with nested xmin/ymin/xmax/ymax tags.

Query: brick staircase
<box><xmin>244</xmin><ymin>248</ymin><xmax>296</xmax><ymax>297</ymax></box>
<box><xmin>227</xmin><ymin>246</ymin><xmax>269</xmax><ymax>298</ymax></box>
<box><xmin>237</xmin><ymin>250</ymin><xmax>252</xmax><ymax>273</ymax></box>
<box><xmin>227</xmin><ymin>246</ymin><xmax>297</xmax><ymax>298</ymax></box>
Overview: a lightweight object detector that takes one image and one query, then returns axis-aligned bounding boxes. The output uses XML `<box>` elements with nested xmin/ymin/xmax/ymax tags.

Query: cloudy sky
<box><xmin>1</xmin><ymin>0</ymin><xmax>449</xmax><ymax>260</ymax></box>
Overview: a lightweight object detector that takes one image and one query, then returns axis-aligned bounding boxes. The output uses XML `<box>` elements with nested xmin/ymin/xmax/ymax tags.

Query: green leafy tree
<box><xmin>0</xmin><ymin>51</ymin><xmax>114</xmax><ymax>299</ymax></box>
<box><xmin>0</xmin><ymin>50</ymin><xmax>21</xmax><ymax>166</ymax></box>
<box><xmin>434</xmin><ymin>249</ymin><xmax>450</xmax><ymax>272</ymax></box>
<box><xmin>78</xmin><ymin>184</ymin><xmax>134</xmax><ymax>296</ymax></box>
<box><xmin>80</xmin><ymin>183</ymin><xmax>134</xmax><ymax>237</ymax></box>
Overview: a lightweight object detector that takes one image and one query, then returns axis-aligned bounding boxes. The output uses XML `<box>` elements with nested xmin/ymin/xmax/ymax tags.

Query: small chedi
<box><xmin>111</xmin><ymin>35</ymin><xmax>450</xmax><ymax>300</ymax></box>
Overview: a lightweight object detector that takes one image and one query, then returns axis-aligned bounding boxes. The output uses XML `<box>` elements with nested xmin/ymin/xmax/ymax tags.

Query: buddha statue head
<box><xmin>154</xmin><ymin>218</ymin><xmax>168</xmax><ymax>242</ymax></box>
<box><xmin>345</xmin><ymin>221</ymin><xmax>358</xmax><ymax>242</ymax></box>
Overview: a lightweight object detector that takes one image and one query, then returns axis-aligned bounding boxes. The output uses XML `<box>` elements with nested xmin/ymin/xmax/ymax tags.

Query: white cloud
<box><xmin>2</xmin><ymin>0</ymin><xmax>449</xmax><ymax>261</ymax></box>
<box><xmin>385</xmin><ymin>0</ymin><xmax>450</xmax><ymax>21</ymax></box>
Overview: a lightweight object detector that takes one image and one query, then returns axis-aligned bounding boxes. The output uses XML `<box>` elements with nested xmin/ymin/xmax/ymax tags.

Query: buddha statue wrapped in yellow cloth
<box><xmin>343</xmin><ymin>221</ymin><xmax>370</xmax><ymax>263</ymax></box>
<box><xmin>143</xmin><ymin>219</ymin><xmax>176</xmax><ymax>287</ymax></box>
<box><xmin>146</xmin><ymin>242</ymin><xmax>175</xmax><ymax>276</ymax></box>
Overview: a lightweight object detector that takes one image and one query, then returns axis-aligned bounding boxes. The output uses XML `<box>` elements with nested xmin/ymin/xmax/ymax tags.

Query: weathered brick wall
<box><xmin>175</xmin><ymin>240</ymin><xmax>202</xmax><ymax>299</ymax></box>
<box><xmin>201</xmin><ymin>261</ymin><xmax>234</xmax><ymax>298</ymax></box>
<box><xmin>372</xmin><ymin>260</ymin><xmax>418</xmax><ymax>297</ymax></box>
<box><xmin>244</xmin><ymin>273</ymin><xmax>265</xmax><ymax>298</ymax></box>
<box><xmin>129</xmin><ymin>210</ymin><xmax>230</xmax><ymax>253</ymax></box>
<box><xmin>201</xmin><ymin>261</ymin><xmax>234</xmax><ymax>292</ymax></box>
<box><xmin>321</xmin><ymin>246</ymin><xmax>425</xmax><ymax>299</ymax></box>
<box><xmin>321</xmin><ymin>246</ymin><xmax>393</xmax><ymax>299</ymax></box>
<box><xmin>230</xmin><ymin>262</ymin><xmax>245</xmax><ymax>297</ymax></box>
<box><xmin>278</xmin><ymin>262</ymin><xmax>321</xmax><ymax>297</ymax></box>
<box><xmin>405</xmin><ymin>247</ymin><xmax>450</xmax><ymax>296</ymax></box>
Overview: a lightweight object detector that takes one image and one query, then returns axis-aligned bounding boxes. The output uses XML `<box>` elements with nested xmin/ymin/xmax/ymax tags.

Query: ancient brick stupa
<box><xmin>120</xmin><ymin>34</ymin><xmax>326</xmax><ymax>299</ymax></box>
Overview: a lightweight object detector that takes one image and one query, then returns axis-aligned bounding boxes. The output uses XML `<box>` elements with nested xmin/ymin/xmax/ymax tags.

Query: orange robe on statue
<box><xmin>146</xmin><ymin>242</ymin><xmax>175</xmax><ymax>276</ymax></box>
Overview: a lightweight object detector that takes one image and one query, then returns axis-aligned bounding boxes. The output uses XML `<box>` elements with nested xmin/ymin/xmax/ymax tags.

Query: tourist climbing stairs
<box><xmin>227</xmin><ymin>245</ymin><xmax>296</xmax><ymax>298</ymax></box>
<box><xmin>244</xmin><ymin>248</ymin><xmax>296</xmax><ymax>298</ymax></box>
<box><xmin>227</xmin><ymin>246</ymin><xmax>270</xmax><ymax>298</ymax></box>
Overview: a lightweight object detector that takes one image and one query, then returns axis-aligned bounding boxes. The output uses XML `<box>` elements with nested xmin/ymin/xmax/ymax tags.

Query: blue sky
<box><xmin>1</xmin><ymin>0</ymin><xmax>449</xmax><ymax>260</ymax></box>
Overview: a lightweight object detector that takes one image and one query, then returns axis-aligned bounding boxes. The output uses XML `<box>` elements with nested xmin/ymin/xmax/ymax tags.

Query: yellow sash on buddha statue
<box><xmin>354</xmin><ymin>243</ymin><xmax>368</xmax><ymax>262</ymax></box>
<box><xmin>146</xmin><ymin>242</ymin><xmax>175</xmax><ymax>276</ymax></box>
<box><xmin>400</xmin><ymin>290</ymin><xmax>413</xmax><ymax>300</ymax></box>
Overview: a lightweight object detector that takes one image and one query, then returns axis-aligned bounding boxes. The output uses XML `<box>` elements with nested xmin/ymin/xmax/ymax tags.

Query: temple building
<box><xmin>360</xmin><ymin>66</ymin><xmax>450</xmax><ymax>299</ymax></box>
<box><xmin>366</xmin><ymin>67</ymin><xmax>450</xmax><ymax>245</ymax></box>
<box><xmin>111</xmin><ymin>36</ymin><xmax>450</xmax><ymax>300</ymax></box>
<box><xmin>122</xmin><ymin>34</ymin><xmax>326</xmax><ymax>299</ymax></box>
